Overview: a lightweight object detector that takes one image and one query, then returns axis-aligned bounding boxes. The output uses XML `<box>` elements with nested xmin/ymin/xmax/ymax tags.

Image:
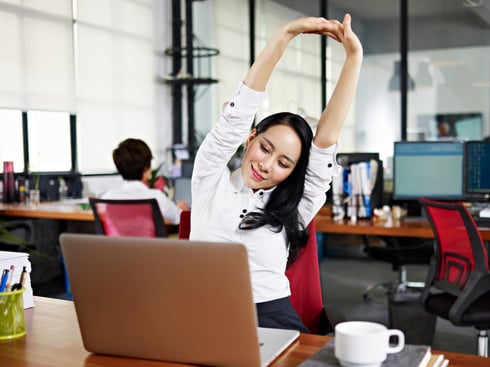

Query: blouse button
<box><xmin>230</xmin><ymin>102</ymin><xmax>235</xmax><ymax>107</ymax></box>
<box><xmin>239</xmin><ymin>214</ymin><xmax>244</xmax><ymax>218</ymax></box>
<box><xmin>242</xmin><ymin>209</ymin><xmax>247</xmax><ymax>213</ymax></box>
<box><xmin>328</xmin><ymin>163</ymin><xmax>333</xmax><ymax>168</ymax></box>
<box><xmin>259</xmin><ymin>191</ymin><xmax>264</xmax><ymax>196</ymax></box>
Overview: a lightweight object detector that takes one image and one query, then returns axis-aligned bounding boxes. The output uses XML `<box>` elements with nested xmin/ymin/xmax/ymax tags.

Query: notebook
<box><xmin>59</xmin><ymin>233</ymin><xmax>299</xmax><ymax>367</ymax></box>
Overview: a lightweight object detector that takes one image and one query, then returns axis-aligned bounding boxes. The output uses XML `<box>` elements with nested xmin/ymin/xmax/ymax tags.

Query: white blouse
<box><xmin>190</xmin><ymin>82</ymin><xmax>338</xmax><ymax>303</ymax></box>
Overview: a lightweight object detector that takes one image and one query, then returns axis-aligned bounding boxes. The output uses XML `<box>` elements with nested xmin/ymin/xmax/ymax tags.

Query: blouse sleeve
<box><xmin>298</xmin><ymin>143</ymin><xmax>341</xmax><ymax>226</ymax></box>
<box><xmin>192</xmin><ymin>83</ymin><xmax>265</xmax><ymax>193</ymax></box>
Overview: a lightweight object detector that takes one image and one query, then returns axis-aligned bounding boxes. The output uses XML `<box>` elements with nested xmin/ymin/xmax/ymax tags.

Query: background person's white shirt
<box><xmin>102</xmin><ymin>180</ymin><xmax>181</xmax><ymax>224</ymax></box>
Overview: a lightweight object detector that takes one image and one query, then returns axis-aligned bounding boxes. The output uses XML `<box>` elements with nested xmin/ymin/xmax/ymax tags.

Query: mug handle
<box><xmin>386</xmin><ymin>329</ymin><xmax>405</xmax><ymax>354</ymax></box>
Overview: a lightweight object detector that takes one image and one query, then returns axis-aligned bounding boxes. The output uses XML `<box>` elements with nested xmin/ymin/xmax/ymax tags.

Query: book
<box><xmin>299</xmin><ymin>340</ymin><xmax>432</xmax><ymax>367</ymax></box>
<box><xmin>428</xmin><ymin>354</ymin><xmax>449</xmax><ymax>367</ymax></box>
<box><xmin>0</xmin><ymin>251</ymin><xmax>35</xmax><ymax>308</ymax></box>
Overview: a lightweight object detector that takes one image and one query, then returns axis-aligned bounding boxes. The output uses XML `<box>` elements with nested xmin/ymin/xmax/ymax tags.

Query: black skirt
<box><xmin>256</xmin><ymin>296</ymin><xmax>309</xmax><ymax>333</ymax></box>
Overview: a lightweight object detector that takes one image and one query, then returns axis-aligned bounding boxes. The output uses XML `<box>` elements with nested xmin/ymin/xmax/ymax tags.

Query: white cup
<box><xmin>334</xmin><ymin>321</ymin><xmax>405</xmax><ymax>367</ymax></box>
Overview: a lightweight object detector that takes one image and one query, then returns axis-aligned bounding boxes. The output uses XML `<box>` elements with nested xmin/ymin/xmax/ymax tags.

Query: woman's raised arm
<box><xmin>314</xmin><ymin>13</ymin><xmax>363</xmax><ymax>149</ymax></box>
<box><xmin>243</xmin><ymin>17</ymin><xmax>346</xmax><ymax>92</ymax></box>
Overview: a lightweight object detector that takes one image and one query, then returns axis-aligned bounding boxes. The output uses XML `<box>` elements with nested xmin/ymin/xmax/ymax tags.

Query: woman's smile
<box><xmin>251</xmin><ymin>165</ymin><xmax>265</xmax><ymax>181</ymax></box>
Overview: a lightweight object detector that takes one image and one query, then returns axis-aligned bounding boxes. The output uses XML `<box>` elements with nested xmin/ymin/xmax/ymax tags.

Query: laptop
<box><xmin>60</xmin><ymin>233</ymin><xmax>299</xmax><ymax>367</ymax></box>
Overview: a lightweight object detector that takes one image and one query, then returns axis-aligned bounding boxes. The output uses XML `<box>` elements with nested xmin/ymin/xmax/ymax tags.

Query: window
<box><xmin>0</xmin><ymin>0</ymin><xmax>163</xmax><ymax>175</ymax></box>
<box><xmin>27</xmin><ymin>111</ymin><xmax>73</xmax><ymax>172</ymax></box>
<box><xmin>0</xmin><ymin>109</ymin><xmax>24</xmax><ymax>173</ymax></box>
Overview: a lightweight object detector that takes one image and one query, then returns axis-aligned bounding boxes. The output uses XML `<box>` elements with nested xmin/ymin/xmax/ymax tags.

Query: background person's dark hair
<box><xmin>113</xmin><ymin>138</ymin><xmax>153</xmax><ymax>180</ymax></box>
<box><xmin>238</xmin><ymin>112</ymin><xmax>313</xmax><ymax>266</ymax></box>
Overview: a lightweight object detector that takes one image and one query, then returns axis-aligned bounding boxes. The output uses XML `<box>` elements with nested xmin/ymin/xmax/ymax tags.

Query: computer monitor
<box><xmin>465</xmin><ymin>140</ymin><xmax>490</xmax><ymax>200</ymax></box>
<box><xmin>393</xmin><ymin>141</ymin><xmax>465</xmax><ymax>201</ymax></box>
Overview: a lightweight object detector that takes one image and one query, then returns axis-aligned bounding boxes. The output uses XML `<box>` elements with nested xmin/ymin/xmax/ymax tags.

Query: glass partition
<box><xmin>408</xmin><ymin>0</ymin><xmax>490</xmax><ymax>144</ymax></box>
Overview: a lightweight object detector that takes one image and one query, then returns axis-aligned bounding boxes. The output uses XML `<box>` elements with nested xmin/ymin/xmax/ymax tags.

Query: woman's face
<box><xmin>241</xmin><ymin>124</ymin><xmax>301</xmax><ymax>191</ymax></box>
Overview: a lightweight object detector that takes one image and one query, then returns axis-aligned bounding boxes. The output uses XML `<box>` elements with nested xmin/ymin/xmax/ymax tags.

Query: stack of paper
<box><xmin>0</xmin><ymin>251</ymin><xmax>35</xmax><ymax>309</ymax></box>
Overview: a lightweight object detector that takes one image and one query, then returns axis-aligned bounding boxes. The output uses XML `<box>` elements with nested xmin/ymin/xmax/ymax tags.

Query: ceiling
<box><xmin>274</xmin><ymin>0</ymin><xmax>490</xmax><ymax>23</ymax></box>
<box><xmin>272</xmin><ymin>0</ymin><xmax>490</xmax><ymax>53</ymax></box>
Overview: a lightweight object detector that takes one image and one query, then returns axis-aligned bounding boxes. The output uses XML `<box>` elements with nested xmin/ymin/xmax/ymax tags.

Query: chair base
<box><xmin>478</xmin><ymin>330</ymin><xmax>488</xmax><ymax>357</ymax></box>
<box><xmin>363</xmin><ymin>265</ymin><xmax>424</xmax><ymax>302</ymax></box>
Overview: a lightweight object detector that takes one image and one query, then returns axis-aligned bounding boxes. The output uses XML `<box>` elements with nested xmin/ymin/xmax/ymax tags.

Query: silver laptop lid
<box><xmin>60</xmin><ymin>233</ymin><xmax>262</xmax><ymax>367</ymax></box>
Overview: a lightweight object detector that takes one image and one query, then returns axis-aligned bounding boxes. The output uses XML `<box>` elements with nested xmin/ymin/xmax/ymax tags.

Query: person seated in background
<box><xmin>102</xmin><ymin>138</ymin><xmax>189</xmax><ymax>224</ymax></box>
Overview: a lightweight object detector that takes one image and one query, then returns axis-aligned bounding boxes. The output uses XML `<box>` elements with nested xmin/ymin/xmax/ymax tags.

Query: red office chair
<box><xmin>178</xmin><ymin>210</ymin><xmax>191</xmax><ymax>239</ymax></box>
<box><xmin>419</xmin><ymin>198</ymin><xmax>490</xmax><ymax>356</ymax></box>
<box><xmin>286</xmin><ymin>219</ymin><xmax>345</xmax><ymax>334</ymax></box>
<box><xmin>89</xmin><ymin>198</ymin><xmax>166</xmax><ymax>238</ymax></box>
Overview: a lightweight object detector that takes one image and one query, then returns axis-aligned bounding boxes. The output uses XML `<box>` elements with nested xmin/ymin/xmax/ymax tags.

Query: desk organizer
<box><xmin>0</xmin><ymin>288</ymin><xmax>26</xmax><ymax>340</ymax></box>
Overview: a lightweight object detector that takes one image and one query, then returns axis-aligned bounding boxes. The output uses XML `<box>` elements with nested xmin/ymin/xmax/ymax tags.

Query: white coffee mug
<box><xmin>334</xmin><ymin>321</ymin><xmax>405</xmax><ymax>367</ymax></box>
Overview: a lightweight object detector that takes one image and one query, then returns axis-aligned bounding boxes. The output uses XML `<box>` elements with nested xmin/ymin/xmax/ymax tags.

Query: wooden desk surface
<box><xmin>315</xmin><ymin>207</ymin><xmax>490</xmax><ymax>241</ymax></box>
<box><xmin>0</xmin><ymin>297</ymin><xmax>488</xmax><ymax>367</ymax></box>
<box><xmin>0</xmin><ymin>201</ymin><xmax>94</xmax><ymax>221</ymax></box>
<box><xmin>0</xmin><ymin>202</ymin><xmax>178</xmax><ymax>229</ymax></box>
<box><xmin>3</xmin><ymin>203</ymin><xmax>489</xmax><ymax>241</ymax></box>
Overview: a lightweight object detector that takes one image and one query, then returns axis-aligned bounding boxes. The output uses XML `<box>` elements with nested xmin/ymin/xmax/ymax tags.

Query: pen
<box><xmin>0</xmin><ymin>269</ymin><xmax>9</xmax><ymax>292</ymax></box>
<box><xmin>11</xmin><ymin>266</ymin><xmax>27</xmax><ymax>291</ymax></box>
<box><xmin>5</xmin><ymin>265</ymin><xmax>15</xmax><ymax>291</ymax></box>
<box><xmin>19</xmin><ymin>266</ymin><xmax>27</xmax><ymax>289</ymax></box>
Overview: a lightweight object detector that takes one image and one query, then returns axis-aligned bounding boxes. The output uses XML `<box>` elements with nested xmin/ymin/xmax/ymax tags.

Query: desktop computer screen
<box><xmin>393</xmin><ymin>141</ymin><xmax>464</xmax><ymax>200</ymax></box>
<box><xmin>465</xmin><ymin>140</ymin><xmax>490</xmax><ymax>199</ymax></box>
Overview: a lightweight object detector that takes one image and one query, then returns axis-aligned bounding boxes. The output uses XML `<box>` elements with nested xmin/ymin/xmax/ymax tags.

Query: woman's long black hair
<box><xmin>238</xmin><ymin>112</ymin><xmax>313</xmax><ymax>266</ymax></box>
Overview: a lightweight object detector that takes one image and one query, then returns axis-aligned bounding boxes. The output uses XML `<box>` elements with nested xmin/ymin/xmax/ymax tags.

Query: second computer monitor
<box><xmin>465</xmin><ymin>140</ymin><xmax>490</xmax><ymax>200</ymax></box>
<box><xmin>393</xmin><ymin>141</ymin><xmax>465</xmax><ymax>201</ymax></box>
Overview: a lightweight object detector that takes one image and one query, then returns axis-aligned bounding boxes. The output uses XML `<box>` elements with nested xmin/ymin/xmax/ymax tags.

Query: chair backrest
<box><xmin>89</xmin><ymin>198</ymin><xmax>166</xmax><ymax>238</ymax></box>
<box><xmin>178</xmin><ymin>210</ymin><xmax>191</xmax><ymax>239</ymax></box>
<box><xmin>419</xmin><ymin>198</ymin><xmax>489</xmax><ymax>293</ymax></box>
<box><xmin>285</xmin><ymin>220</ymin><xmax>325</xmax><ymax>334</ymax></box>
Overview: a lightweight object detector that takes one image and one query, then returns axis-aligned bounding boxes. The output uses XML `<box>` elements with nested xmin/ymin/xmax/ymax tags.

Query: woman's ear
<box><xmin>245</xmin><ymin>128</ymin><xmax>257</xmax><ymax>148</ymax></box>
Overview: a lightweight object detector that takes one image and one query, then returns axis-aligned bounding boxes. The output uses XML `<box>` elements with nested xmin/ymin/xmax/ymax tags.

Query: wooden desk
<box><xmin>315</xmin><ymin>208</ymin><xmax>490</xmax><ymax>241</ymax></box>
<box><xmin>0</xmin><ymin>202</ymin><xmax>178</xmax><ymax>230</ymax></box>
<box><xmin>0</xmin><ymin>202</ymin><xmax>94</xmax><ymax>221</ymax></box>
<box><xmin>0</xmin><ymin>297</ymin><xmax>487</xmax><ymax>367</ymax></box>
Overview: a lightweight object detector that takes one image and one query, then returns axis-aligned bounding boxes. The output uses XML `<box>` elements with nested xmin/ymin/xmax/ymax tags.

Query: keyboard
<box><xmin>474</xmin><ymin>217</ymin><xmax>490</xmax><ymax>230</ymax></box>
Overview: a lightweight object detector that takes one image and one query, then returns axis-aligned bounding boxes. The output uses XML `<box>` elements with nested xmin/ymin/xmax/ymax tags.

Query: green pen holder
<box><xmin>0</xmin><ymin>289</ymin><xmax>26</xmax><ymax>340</ymax></box>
